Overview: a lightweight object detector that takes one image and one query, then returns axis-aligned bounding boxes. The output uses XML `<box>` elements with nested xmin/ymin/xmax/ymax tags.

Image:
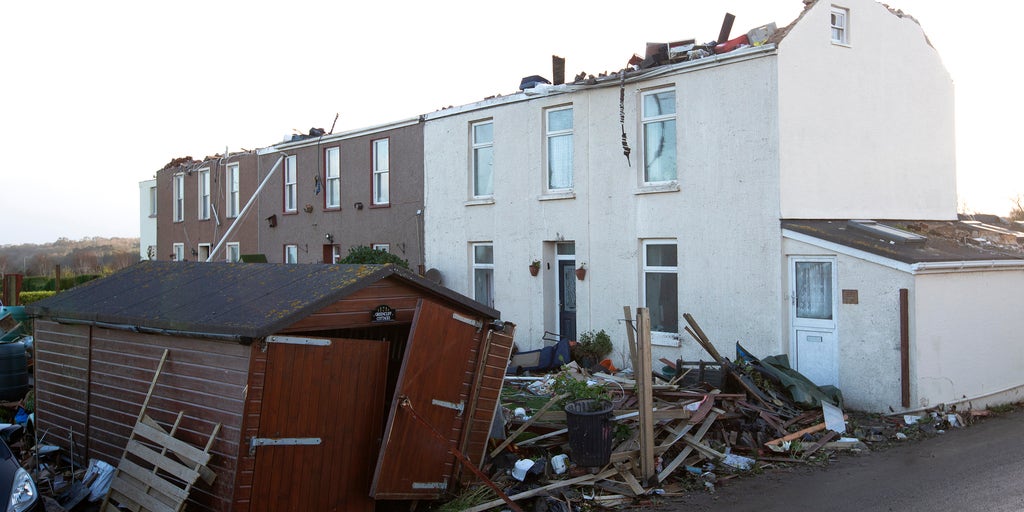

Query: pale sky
<box><xmin>2</xmin><ymin>1</ymin><xmax>1021</xmax><ymax>245</ymax></box>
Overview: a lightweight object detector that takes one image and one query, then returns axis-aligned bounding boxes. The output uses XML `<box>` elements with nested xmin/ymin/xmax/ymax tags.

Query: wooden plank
<box><xmin>135</xmin><ymin>417</ymin><xmax>212</xmax><ymax>467</ymax></box>
<box><xmin>764</xmin><ymin>418</ymin><xmax>844</xmax><ymax>448</ymax></box>
<box><xmin>801</xmin><ymin>430</ymin><xmax>840</xmax><ymax>459</ymax></box>
<box><xmin>616</xmin><ymin>462</ymin><xmax>646</xmax><ymax>496</ymax></box>
<box><xmin>117</xmin><ymin>459</ymin><xmax>190</xmax><ymax>502</ymax></box>
<box><xmin>125</xmin><ymin>440</ymin><xmax>201</xmax><ymax>484</ymax></box>
<box><xmin>635</xmin><ymin>308</ymin><xmax>656</xmax><ymax>485</ymax></box>
<box><xmin>622</xmin><ymin>306</ymin><xmax>638</xmax><ymax>371</ymax></box>
<box><xmin>109</xmin><ymin>476</ymin><xmax>179</xmax><ymax>512</ymax></box>
<box><xmin>490</xmin><ymin>393</ymin><xmax>569</xmax><ymax>457</ymax></box>
<box><xmin>139</xmin><ymin>416</ymin><xmax>216</xmax><ymax>486</ymax></box>
<box><xmin>658</xmin><ymin>410</ymin><xmax>719</xmax><ymax>482</ymax></box>
<box><xmin>462</xmin><ymin>468</ymin><xmax>619</xmax><ymax>512</ymax></box>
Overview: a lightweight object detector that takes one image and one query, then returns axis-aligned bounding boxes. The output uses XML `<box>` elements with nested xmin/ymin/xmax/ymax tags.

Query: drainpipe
<box><xmin>207</xmin><ymin>155</ymin><xmax>285</xmax><ymax>262</ymax></box>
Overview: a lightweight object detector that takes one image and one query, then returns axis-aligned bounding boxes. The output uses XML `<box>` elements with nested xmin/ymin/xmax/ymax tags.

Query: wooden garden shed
<box><xmin>27</xmin><ymin>261</ymin><xmax>514</xmax><ymax>512</ymax></box>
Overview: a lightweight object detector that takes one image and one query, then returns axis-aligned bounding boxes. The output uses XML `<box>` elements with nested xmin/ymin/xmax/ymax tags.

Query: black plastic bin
<box><xmin>564</xmin><ymin>399</ymin><xmax>614</xmax><ymax>467</ymax></box>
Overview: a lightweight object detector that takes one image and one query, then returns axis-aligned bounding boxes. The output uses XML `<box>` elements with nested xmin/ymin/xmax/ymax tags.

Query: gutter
<box><xmin>909</xmin><ymin>259</ymin><xmax>1024</xmax><ymax>273</ymax></box>
<box><xmin>51</xmin><ymin>317</ymin><xmax>258</xmax><ymax>345</ymax></box>
<box><xmin>889</xmin><ymin>381</ymin><xmax>1024</xmax><ymax>416</ymax></box>
<box><xmin>258</xmin><ymin>116</ymin><xmax>422</xmax><ymax>154</ymax></box>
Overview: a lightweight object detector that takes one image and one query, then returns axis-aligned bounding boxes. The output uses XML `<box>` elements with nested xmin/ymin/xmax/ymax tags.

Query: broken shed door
<box><xmin>250</xmin><ymin>337</ymin><xmax>389</xmax><ymax>512</ymax></box>
<box><xmin>371</xmin><ymin>299</ymin><xmax>485</xmax><ymax>499</ymax></box>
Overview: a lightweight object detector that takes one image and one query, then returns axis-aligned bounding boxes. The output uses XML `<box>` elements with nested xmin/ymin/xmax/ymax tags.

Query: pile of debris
<box><xmin>451</xmin><ymin>312</ymin><xmax>982</xmax><ymax>512</ymax></box>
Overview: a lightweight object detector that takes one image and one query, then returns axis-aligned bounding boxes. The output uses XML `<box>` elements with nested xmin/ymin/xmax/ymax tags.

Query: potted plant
<box><xmin>571</xmin><ymin>329</ymin><xmax>613</xmax><ymax>370</ymax></box>
<box><xmin>551</xmin><ymin>368</ymin><xmax>615</xmax><ymax>467</ymax></box>
<box><xmin>529</xmin><ymin>260</ymin><xmax>541</xmax><ymax>276</ymax></box>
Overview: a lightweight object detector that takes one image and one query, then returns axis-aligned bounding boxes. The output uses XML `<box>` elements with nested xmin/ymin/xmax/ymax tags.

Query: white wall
<box><xmin>424</xmin><ymin>52</ymin><xmax>785</xmax><ymax>367</ymax></box>
<box><xmin>139</xmin><ymin>179</ymin><xmax>157</xmax><ymax>261</ymax></box>
<box><xmin>777</xmin><ymin>0</ymin><xmax>956</xmax><ymax>220</ymax></box>
<box><xmin>913</xmin><ymin>269</ymin><xmax>1024</xmax><ymax>410</ymax></box>
<box><xmin>783</xmin><ymin>237</ymin><xmax>914</xmax><ymax>411</ymax></box>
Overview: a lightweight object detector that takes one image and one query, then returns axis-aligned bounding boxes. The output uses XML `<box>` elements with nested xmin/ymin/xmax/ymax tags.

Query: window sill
<box><xmin>651</xmin><ymin>333</ymin><xmax>681</xmax><ymax>347</ymax></box>
<box><xmin>465</xmin><ymin>198</ymin><xmax>495</xmax><ymax>207</ymax></box>
<box><xmin>635</xmin><ymin>182</ymin><xmax>680</xmax><ymax>195</ymax></box>
<box><xmin>370</xmin><ymin>203</ymin><xmax>390</xmax><ymax>209</ymax></box>
<box><xmin>539</xmin><ymin>191</ymin><xmax>576</xmax><ymax>202</ymax></box>
<box><xmin>831</xmin><ymin>41</ymin><xmax>851</xmax><ymax>48</ymax></box>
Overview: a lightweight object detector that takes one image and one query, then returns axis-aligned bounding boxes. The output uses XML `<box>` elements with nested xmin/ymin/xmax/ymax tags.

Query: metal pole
<box><xmin>207</xmin><ymin>155</ymin><xmax>285</xmax><ymax>262</ymax></box>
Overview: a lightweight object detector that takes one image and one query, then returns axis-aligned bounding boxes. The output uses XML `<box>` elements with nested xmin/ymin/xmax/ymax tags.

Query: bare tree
<box><xmin>1010</xmin><ymin>195</ymin><xmax>1024</xmax><ymax>222</ymax></box>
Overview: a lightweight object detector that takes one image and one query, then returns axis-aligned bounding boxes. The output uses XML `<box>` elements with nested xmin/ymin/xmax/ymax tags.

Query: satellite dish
<box><xmin>424</xmin><ymin>268</ymin><xmax>442</xmax><ymax>285</ymax></box>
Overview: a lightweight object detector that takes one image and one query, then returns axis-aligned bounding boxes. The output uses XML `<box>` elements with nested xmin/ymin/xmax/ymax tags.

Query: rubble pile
<box><xmin>456</xmin><ymin>314</ymin><xmax>984</xmax><ymax>512</ymax></box>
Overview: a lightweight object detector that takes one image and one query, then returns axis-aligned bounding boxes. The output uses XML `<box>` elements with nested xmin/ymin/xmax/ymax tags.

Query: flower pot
<box><xmin>529</xmin><ymin>265</ymin><xmax>540</xmax><ymax>276</ymax></box>
<box><xmin>564</xmin><ymin>399</ymin><xmax>614</xmax><ymax>467</ymax></box>
<box><xmin>575</xmin><ymin>267</ymin><xmax>586</xmax><ymax>280</ymax></box>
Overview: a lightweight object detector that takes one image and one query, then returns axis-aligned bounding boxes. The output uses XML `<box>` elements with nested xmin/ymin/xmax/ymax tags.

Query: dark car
<box><xmin>0</xmin><ymin>425</ymin><xmax>41</xmax><ymax>512</ymax></box>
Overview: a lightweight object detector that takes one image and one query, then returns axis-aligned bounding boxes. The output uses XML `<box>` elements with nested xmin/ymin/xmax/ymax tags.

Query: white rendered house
<box><xmin>422</xmin><ymin>0</ymin><xmax>1024</xmax><ymax>412</ymax></box>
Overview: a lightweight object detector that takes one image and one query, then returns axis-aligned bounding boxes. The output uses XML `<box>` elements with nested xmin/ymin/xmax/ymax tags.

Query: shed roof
<box><xmin>27</xmin><ymin>261</ymin><xmax>499</xmax><ymax>341</ymax></box>
<box><xmin>783</xmin><ymin>219</ymin><xmax>1024</xmax><ymax>264</ymax></box>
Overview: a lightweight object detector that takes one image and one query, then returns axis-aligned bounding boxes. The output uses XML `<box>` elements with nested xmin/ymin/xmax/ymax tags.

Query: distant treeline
<box><xmin>0</xmin><ymin>236</ymin><xmax>139</xmax><ymax>278</ymax></box>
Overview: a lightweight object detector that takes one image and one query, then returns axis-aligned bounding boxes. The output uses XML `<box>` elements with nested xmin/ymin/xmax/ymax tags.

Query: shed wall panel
<box><xmin>34</xmin><ymin>322</ymin><xmax>251</xmax><ymax>512</ymax></box>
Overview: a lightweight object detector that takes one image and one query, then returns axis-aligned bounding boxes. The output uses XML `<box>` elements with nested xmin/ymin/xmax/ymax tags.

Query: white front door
<box><xmin>789</xmin><ymin>256</ymin><xmax>838</xmax><ymax>387</ymax></box>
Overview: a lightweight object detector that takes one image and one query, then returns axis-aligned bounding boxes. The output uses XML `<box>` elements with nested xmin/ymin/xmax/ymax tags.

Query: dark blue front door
<box><xmin>558</xmin><ymin>260</ymin><xmax>577</xmax><ymax>340</ymax></box>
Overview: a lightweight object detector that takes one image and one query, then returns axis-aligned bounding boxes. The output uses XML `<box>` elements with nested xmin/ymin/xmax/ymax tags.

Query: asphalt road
<box><xmin>657</xmin><ymin>407</ymin><xmax>1024</xmax><ymax>512</ymax></box>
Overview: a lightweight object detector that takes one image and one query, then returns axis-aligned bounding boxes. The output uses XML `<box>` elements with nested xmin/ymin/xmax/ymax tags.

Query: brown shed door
<box><xmin>371</xmin><ymin>299</ymin><xmax>484</xmax><ymax>499</ymax></box>
<box><xmin>251</xmin><ymin>337</ymin><xmax>389</xmax><ymax>512</ymax></box>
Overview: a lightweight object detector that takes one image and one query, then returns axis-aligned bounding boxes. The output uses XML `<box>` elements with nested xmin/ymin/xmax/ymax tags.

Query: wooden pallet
<box><xmin>100</xmin><ymin>350</ymin><xmax>220</xmax><ymax>512</ymax></box>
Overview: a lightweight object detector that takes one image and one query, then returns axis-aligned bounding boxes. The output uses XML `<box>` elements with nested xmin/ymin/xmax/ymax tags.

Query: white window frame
<box><xmin>284</xmin><ymin>155</ymin><xmax>297</xmax><ymax>213</ymax></box>
<box><xmin>471</xmin><ymin>242</ymin><xmax>494</xmax><ymax>308</ymax></box>
<box><xmin>172</xmin><ymin>173</ymin><xmax>184</xmax><ymax>222</ymax></box>
<box><xmin>642</xmin><ymin>239</ymin><xmax>679</xmax><ymax>346</ymax></box>
<box><xmin>372</xmin><ymin>139</ymin><xmax>390</xmax><ymax>205</ymax></box>
<box><xmin>641</xmin><ymin>88</ymin><xmax>677</xmax><ymax>185</ymax></box>
<box><xmin>148</xmin><ymin>185</ymin><xmax>158</xmax><ymax>217</ymax></box>
<box><xmin>545</xmin><ymin>106</ymin><xmax>574</xmax><ymax>192</ymax></box>
<box><xmin>226</xmin><ymin>242</ymin><xmax>240</xmax><ymax>263</ymax></box>
<box><xmin>372</xmin><ymin>243</ymin><xmax>390</xmax><ymax>253</ymax></box>
<box><xmin>329</xmin><ymin>245</ymin><xmax>342</xmax><ymax>264</ymax></box>
<box><xmin>471</xmin><ymin>120</ymin><xmax>494</xmax><ymax>198</ymax></box>
<box><xmin>831</xmin><ymin>6</ymin><xmax>849</xmax><ymax>45</ymax></box>
<box><xmin>284</xmin><ymin>244</ymin><xmax>298</xmax><ymax>264</ymax></box>
<box><xmin>325</xmin><ymin>147</ymin><xmax>341</xmax><ymax>209</ymax></box>
<box><xmin>172</xmin><ymin>243</ymin><xmax>184</xmax><ymax>262</ymax></box>
<box><xmin>197</xmin><ymin>243</ymin><xmax>211</xmax><ymax>262</ymax></box>
<box><xmin>226</xmin><ymin>162</ymin><xmax>240</xmax><ymax>218</ymax></box>
<box><xmin>197</xmin><ymin>168</ymin><xmax>210</xmax><ymax>220</ymax></box>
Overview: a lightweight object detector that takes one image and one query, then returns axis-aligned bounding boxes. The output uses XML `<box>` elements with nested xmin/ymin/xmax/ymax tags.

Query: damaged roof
<box><xmin>27</xmin><ymin>261</ymin><xmax>499</xmax><ymax>340</ymax></box>
<box><xmin>783</xmin><ymin>219</ymin><xmax>1024</xmax><ymax>265</ymax></box>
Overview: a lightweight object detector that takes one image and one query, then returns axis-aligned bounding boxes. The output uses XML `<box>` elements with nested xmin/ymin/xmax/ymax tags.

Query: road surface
<box><xmin>658</xmin><ymin>407</ymin><xmax>1024</xmax><ymax>511</ymax></box>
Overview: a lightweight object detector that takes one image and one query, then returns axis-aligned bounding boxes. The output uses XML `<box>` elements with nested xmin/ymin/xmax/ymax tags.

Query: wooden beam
<box><xmin>635</xmin><ymin>308</ymin><xmax>656</xmax><ymax>486</ymax></box>
<box><xmin>623</xmin><ymin>306</ymin><xmax>638</xmax><ymax>370</ymax></box>
<box><xmin>461</xmin><ymin>468</ymin><xmax>618</xmax><ymax>512</ymax></box>
<box><xmin>489</xmin><ymin>393</ymin><xmax>568</xmax><ymax>457</ymax></box>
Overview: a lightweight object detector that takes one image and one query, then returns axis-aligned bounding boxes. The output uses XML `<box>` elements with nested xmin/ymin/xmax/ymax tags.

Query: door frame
<box><xmin>553</xmin><ymin>243</ymin><xmax>576</xmax><ymax>340</ymax></box>
<box><xmin>788</xmin><ymin>255</ymin><xmax>839</xmax><ymax>382</ymax></box>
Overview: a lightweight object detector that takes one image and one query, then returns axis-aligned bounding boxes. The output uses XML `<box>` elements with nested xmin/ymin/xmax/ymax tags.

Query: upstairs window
<box><xmin>472</xmin><ymin>121</ymin><xmax>494</xmax><ymax>198</ymax></box>
<box><xmin>172</xmin><ymin>173</ymin><xmax>184</xmax><ymax>222</ymax></box>
<box><xmin>642</xmin><ymin>240</ymin><xmax>679</xmax><ymax>345</ymax></box>
<box><xmin>284</xmin><ymin>155</ymin><xmax>297</xmax><ymax>213</ymax></box>
<box><xmin>148</xmin><ymin>185</ymin><xmax>157</xmax><ymax>217</ymax></box>
<box><xmin>226</xmin><ymin>162</ymin><xmax>240</xmax><ymax>218</ymax></box>
<box><xmin>546</xmin><ymin>106</ymin><xmax>574</xmax><ymax>191</ymax></box>
<box><xmin>325</xmin><ymin>147</ymin><xmax>341</xmax><ymax>209</ymax></box>
<box><xmin>372</xmin><ymin>139</ymin><xmax>390</xmax><ymax>205</ymax></box>
<box><xmin>642</xmin><ymin>89</ymin><xmax>677</xmax><ymax>184</ymax></box>
<box><xmin>197</xmin><ymin>168</ymin><xmax>210</xmax><ymax>220</ymax></box>
<box><xmin>472</xmin><ymin>242</ymin><xmax>494</xmax><ymax>307</ymax></box>
<box><xmin>831</xmin><ymin>6</ymin><xmax>849</xmax><ymax>45</ymax></box>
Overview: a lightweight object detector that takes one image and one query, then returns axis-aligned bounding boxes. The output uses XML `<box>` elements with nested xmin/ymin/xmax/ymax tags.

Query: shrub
<box><xmin>572</xmin><ymin>329</ymin><xmax>613</xmax><ymax>364</ymax></box>
<box><xmin>338</xmin><ymin>245</ymin><xmax>409</xmax><ymax>268</ymax></box>
<box><xmin>20</xmin><ymin>291</ymin><xmax>56</xmax><ymax>304</ymax></box>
